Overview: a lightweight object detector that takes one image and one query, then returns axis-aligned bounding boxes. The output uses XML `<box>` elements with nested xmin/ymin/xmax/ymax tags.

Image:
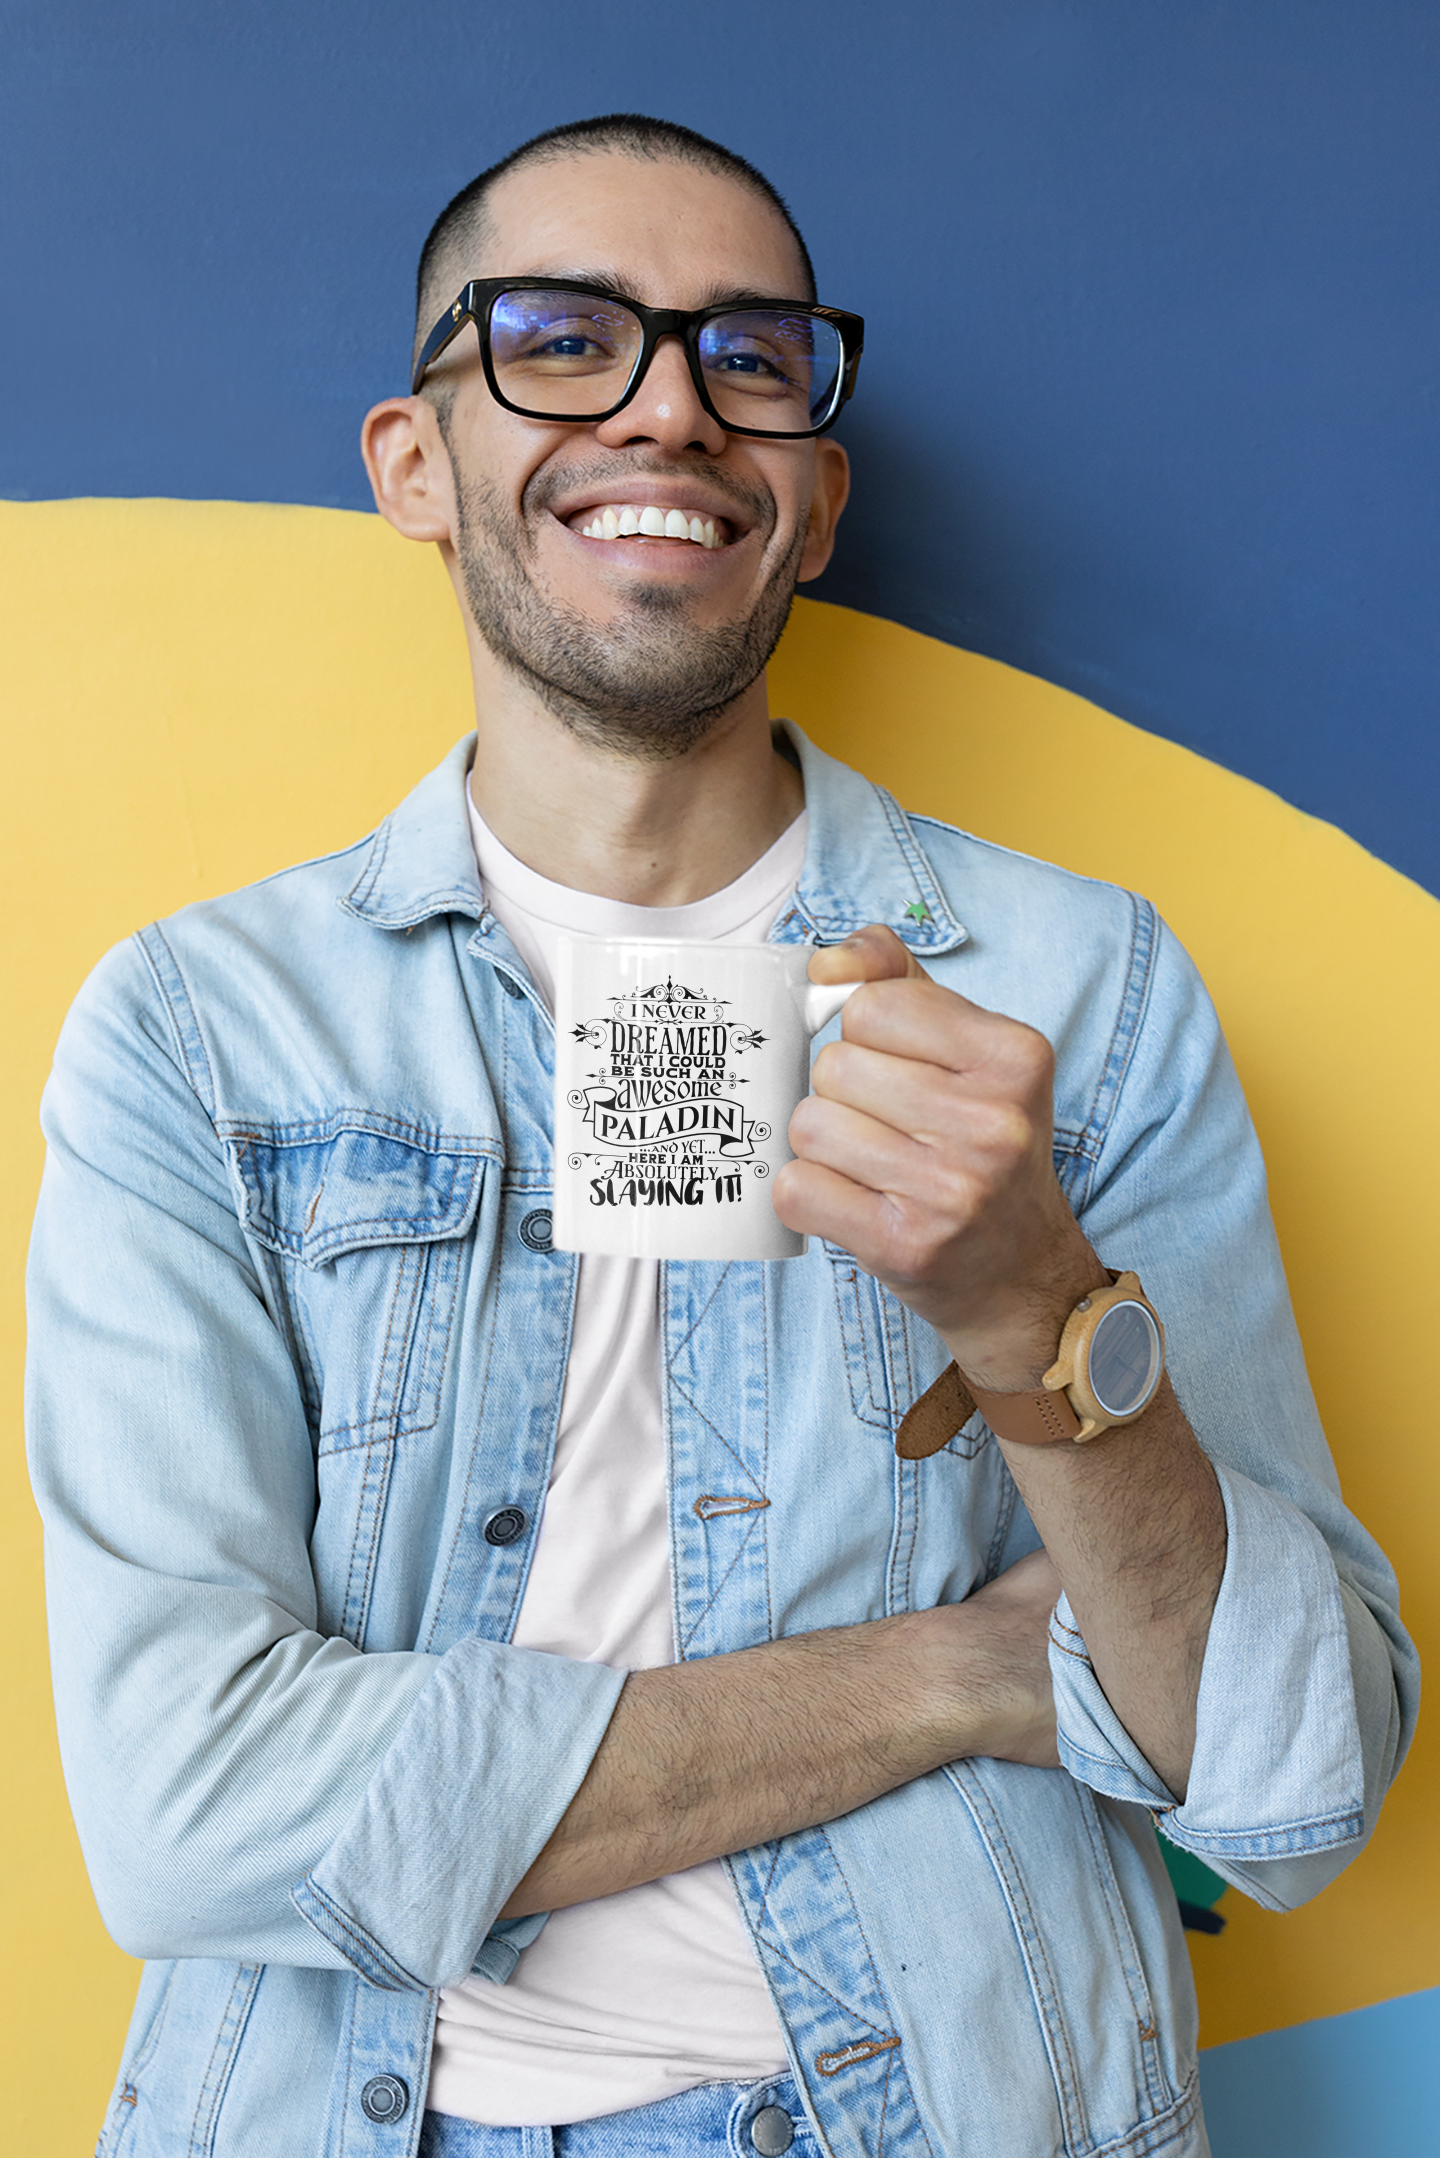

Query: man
<box><xmin>28</xmin><ymin>115</ymin><xmax>1413</xmax><ymax>2158</ymax></box>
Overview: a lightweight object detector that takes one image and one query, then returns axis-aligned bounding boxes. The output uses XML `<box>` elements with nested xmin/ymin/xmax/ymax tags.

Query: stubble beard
<box><xmin>449</xmin><ymin>456</ymin><xmax>808</xmax><ymax>762</ymax></box>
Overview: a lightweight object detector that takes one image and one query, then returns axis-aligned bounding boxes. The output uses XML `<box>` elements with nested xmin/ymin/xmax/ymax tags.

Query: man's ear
<box><xmin>361</xmin><ymin>396</ymin><xmax>456</xmax><ymax>544</ymax></box>
<box><xmin>796</xmin><ymin>438</ymin><xmax>850</xmax><ymax>583</ymax></box>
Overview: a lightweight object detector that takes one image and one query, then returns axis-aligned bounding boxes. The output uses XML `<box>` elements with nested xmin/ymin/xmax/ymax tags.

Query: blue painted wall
<box><xmin>4</xmin><ymin>10</ymin><xmax>1433</xmax><ymax>2148</ymax></box>
<box><xmin>5</xmin><ymin>2</ymin><xmax>1436</xmax><ymax>895</ymax></box>
<box><xmin>1199</xmin><ymin>1988</ymin><xmax>1439</xmax><ymax>2158</ymax></box>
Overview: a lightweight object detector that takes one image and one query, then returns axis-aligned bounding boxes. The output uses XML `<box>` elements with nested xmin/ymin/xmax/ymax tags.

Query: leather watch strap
<box><xmin>894</xmin><ymin>1363</ymin><xmax>978</xmax><ymax>1460</ymax></box>
<box><xmin>895</xmin><ymin>1363</ymin><xmax>1084</xmax><ymax>1457</ymax></box>
<box><xmin>966</xmin><ymin>1380</ymin><xmax>1084</xmax><ymax>1447</ymax></box>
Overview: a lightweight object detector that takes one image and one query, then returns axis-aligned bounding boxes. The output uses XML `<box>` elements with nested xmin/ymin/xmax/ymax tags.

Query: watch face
<box><xmin>1087</xmin><ymin>1300</ymin><xmax>1163</xmax><ymax>1418</ymax></box>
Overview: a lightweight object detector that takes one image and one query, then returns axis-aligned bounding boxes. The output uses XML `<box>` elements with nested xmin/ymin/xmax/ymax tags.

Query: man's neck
<box><xmin>465</xmin><ymin>667</ymin><xmax>804</xmax><ymax>908</ymax></box>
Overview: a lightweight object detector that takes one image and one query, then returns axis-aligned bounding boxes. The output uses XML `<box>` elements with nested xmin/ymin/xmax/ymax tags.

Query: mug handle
<box><xmin>802</xmin><ymin>979</ymin><xmax>864</xmax><ymax>1035</ymax></box>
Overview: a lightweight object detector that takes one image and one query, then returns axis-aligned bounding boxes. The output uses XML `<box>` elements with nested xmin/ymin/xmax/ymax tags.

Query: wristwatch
<box><xmin>895</xmin><ymin>1271</ymin><xmax>1166</xmax><ymax>1459</ymax></box>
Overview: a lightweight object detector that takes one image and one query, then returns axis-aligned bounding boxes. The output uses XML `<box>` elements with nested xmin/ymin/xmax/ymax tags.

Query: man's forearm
<box><xmin>500</xmin><ymin>1552</ymin><xmax>1059</xmax><ymax>1918</ymax></box>
<box><xmin>990</xmin><ymin>1377</ymin><xmax>1225</xmax><ymax>1801</ymax></box>
<box><xmin>940</xmin><ymin>1246</ymin><xmax>1227</xmax><ymax>1801</ymax></box>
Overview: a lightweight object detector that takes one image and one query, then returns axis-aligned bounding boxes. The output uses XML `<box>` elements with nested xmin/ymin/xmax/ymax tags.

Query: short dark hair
<box><xmin>413</xmin><ymin>113</ymin><xmax>817</xmax><ymax>373</ymax></box>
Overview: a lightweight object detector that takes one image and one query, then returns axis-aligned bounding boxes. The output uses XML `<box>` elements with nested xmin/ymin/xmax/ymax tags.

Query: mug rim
<box><xmin>553</xmin><ymin>931</ymin><xmax>812</xmax><ymax>953</ymax></box>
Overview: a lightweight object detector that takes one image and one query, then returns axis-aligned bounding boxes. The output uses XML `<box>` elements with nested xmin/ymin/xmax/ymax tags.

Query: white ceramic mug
<box><xmin>552</xmin><ymin>937</ymin><xmax>862</xmax><ymax>1261</ymax></box>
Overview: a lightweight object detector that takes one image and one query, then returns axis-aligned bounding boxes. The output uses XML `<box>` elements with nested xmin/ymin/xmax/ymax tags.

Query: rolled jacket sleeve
<box><xmin>1046</xmin><ymin>916</ymin><xmax>1416</xmax><ymax>1909</ymax></box>
<box><xmin>26</xmin><ymin>938</ymin><xmax>623</xmax><ymax>1987</ymax></box>
<box><xmin>1049</xmin><ymin>1465</ymin><xmax>1406</xmax><ymax>1908</ymax></box>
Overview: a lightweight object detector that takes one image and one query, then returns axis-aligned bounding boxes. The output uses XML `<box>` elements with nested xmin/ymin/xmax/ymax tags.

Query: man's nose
<box><xmin>592</xmin><ymin>334</ymin><xmax>727</xmax><ymax>456</ymax></box>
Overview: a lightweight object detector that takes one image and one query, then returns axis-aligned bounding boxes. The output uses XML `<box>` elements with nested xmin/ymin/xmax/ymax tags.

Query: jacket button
<box><xmin>497</xmin><ymin>971</ymin><xmax>525</xmax><ymax>999</ymax></box>
<box><xmin>359</xmin><ymin>2074</ymin><xmax>409</xmax><ymax>2124</ymax></box>
<box><xmin>751</xmin><ymin>2106</ymin><xmax>794</xmax><ymax>2155</ymax></box>
<box><xmin>483</xmin><ymin>1506</ymin><xmax>528</xmax><ymax>1547</ymax></box>
<box><xmin>518</xmin><ymin>1209</ymin><xmax>553</xmax><ymax>1253</ymax></box>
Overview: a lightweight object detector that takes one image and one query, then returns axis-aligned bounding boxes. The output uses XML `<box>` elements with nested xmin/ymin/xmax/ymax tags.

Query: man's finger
<box><xmin>771</xmin><ymin>1154</ymin><xmax>896</xmax><ymax>1253</ymax></box>
<box><xmin>810</xmin><ymin>1038</ymin><xmax>988</xmax><ymax>1136</ymax></box>
<box><xmin>788</xmin><ymin>1090</ymin><xmax>937</xmax><ymax>1196</ymax></box>
<box><xmin>806</xmin><ymin>921</ymin><xmax>928</xmax><ymax>987</ymax></box>
<box><xmin>833</xmin><ymin>976</ymin><xmax>1052</xmax><ymax>1098</ymax></box>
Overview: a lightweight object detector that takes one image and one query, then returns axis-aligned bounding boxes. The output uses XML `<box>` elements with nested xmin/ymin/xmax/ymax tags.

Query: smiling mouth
<box><xmin>566</xmin><ymin>503</ymin><xmax>731</xmax><ymax>550</ymax></box>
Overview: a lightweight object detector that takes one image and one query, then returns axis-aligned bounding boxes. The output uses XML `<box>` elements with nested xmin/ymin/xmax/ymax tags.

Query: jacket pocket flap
<box><xmin>225</xmin><ymin>1120</ymin><xmax>488</xmax><ymax>1267</ymax></box>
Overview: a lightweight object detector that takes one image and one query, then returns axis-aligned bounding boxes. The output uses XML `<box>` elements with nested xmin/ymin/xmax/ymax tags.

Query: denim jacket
<box><xmin>28</xmin><ymin>727</ymin><xmax>1414</xmax><ymax>2158</ymax></box>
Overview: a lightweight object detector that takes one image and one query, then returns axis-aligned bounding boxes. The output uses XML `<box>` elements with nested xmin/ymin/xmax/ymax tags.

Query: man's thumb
<box><xmin>807</xmin><ymin>921</ymin><xmax>929</xmax><ymax>986</ymax></box>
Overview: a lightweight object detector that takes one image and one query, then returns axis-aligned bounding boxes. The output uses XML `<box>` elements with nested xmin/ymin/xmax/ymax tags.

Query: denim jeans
<box><xmin>418</xmin><ymin>2077</ymin><xmax>817</xmax><ymax>2157</ymax></box>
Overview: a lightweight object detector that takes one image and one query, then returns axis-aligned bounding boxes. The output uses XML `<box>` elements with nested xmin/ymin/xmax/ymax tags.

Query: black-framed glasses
<box><xmin>410</xmin><ymin>278</ymin><xmax>863</xmax><ymax>438</ymax></box>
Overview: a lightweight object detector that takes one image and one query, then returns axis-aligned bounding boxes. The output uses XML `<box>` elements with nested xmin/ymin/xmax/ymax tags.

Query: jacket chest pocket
<box><xmin>227</xmin><ymin>1121</ymin><xmax>490</xmax><ymax>1647</ymax></box>
<box><xmin>226</xmin><ymin>1119</ymin><xmax>488</xmax><ymax>1454</ymax></box>
<box><xmin>824</xmin><ymin>1244</ymin><xmax>990</xmax><ymax>1456</ymax></box>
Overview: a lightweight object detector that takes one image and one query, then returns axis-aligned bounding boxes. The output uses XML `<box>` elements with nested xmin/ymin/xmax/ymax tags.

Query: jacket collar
<box><xmin>339</xmin><ymin>734</ymin><xmax>487</xmax><ymax>930</ymax></box>
<box><xmin>341</xmin><ymin>723</ymin><xmax>968</xmax><ymax>957</ymax></box>
<box><xmin>777</xmin><ymin>721</ymin><xmax>968</xmax><ymax>955</ymax></box>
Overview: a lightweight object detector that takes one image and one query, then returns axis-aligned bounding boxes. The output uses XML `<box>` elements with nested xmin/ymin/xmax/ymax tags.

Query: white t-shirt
<box><xmin>425</xmin><ymin>790</ymin><xmax>807</xmax><ymax>2128</ymax></box>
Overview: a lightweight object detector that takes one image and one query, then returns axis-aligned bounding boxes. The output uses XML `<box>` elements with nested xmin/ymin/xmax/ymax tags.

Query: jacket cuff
<box><xmin>1049</xmin><ymin>1462</ymin><xmax>1366</xmax><ymax>1864</ymax></box>
<box><xmin>292</xmin><ymin>1637</ymin><xmax>625</xmax><ymax>1988</ymax></box>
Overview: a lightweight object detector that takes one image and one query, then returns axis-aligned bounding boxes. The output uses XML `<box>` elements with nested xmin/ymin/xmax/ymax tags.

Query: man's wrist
<box><xmin>938</xmin><ymin>1262</ymin><xmax>1168</xmax><ymax>1455</ymax></box>
<box><xmin>936</xmin><ymin>1243</ymin><xmax>1110</xmax><ymax>1395</ymax></box>
<box><xmin>906</xmin><ymin>1582</ymin><xmax>1059</xmax><ymax>1770</ymax></box>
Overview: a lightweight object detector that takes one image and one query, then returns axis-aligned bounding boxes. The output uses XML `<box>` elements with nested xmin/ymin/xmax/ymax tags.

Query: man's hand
<box><xmin>499</xmin><ymin>1551</ymin><xmax>1061</xmax><ymax>1920</ymax></box>
<box><xmin>774</xmin><ymin>925</ymin><xmax>1105</xmax><ymax>1391</ymax></box>
<box><xmin>775</xmin><ymin>924</ymin><xmax>1226</xmax><ymax>1803</ymax></box>
<box><xmin>944</xmin><ymin>1549</ymin><xmax>1064</xmax><ymax>1770</ymax></box>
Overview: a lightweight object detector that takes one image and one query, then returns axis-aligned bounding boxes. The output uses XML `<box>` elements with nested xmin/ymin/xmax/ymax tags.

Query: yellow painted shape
<box><xmin>1</xmin><ymin>503</ymin><xmax>1433</xmax><ymax>2149</ymax></box>
<box><xmin>2</xmin><ymin>500</ymin><xmax>476</xmax><ymax>2156</ymax></box>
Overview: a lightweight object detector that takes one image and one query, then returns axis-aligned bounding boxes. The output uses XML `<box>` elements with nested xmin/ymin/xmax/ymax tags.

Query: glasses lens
<box><xmin>487</xmin><ymin>288</ymin><xmax>644</xmax><ymax>415</ymax></box>
<box><xmin>698</xmin><ymin>310</ymin><xmax>844</xmax><ymax>433</ymax></box>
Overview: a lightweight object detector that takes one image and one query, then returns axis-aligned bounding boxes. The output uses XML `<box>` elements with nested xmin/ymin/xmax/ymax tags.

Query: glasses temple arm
<box><xmin>409</xmin><ymin>299</ymin><xmax>475</xmax><ymax>395</ymax></box>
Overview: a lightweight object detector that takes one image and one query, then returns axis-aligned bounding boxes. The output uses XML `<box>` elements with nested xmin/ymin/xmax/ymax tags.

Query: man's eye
<box><xmin>708</xmin><ymin>345</ymin><xmax>798</xmax><ymax>392</ymax></box>
<box><xmin>537</xmin><ymin>334</ymin><xmax>600</xmax><ymax>359</ymax></box>
<box><xmin>499</xmin><ymin>317</ymin><xmax>626</xmax><ymax>371</ymax></box>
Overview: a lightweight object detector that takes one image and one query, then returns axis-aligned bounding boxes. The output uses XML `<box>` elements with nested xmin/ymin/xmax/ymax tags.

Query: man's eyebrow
<box><xmin>510</xmin><ymin>269</ymin><xmax>639</xmax><ymax>302</ymax></box>
<box><xmin>511</xmin><ymin>268</ymin><xmax>797</xmax><ymax>309</ymax></box>
<box><xmin>699</xmin><ymin>283</ymin><xmax>799</xmax><ymax>309</ymax></box>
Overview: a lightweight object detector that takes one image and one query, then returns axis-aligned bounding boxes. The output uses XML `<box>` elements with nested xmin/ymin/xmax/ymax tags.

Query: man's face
<box><xmin>417</xmin><ymin>151</ymin><xmax>848</xmax><ymax>758</ymax></box>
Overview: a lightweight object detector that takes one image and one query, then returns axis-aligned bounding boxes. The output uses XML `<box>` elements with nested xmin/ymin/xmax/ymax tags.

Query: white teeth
<box><xmin>576</xmin><ymin>504</ymin><xmax>725</xmax><ymax>547</ymax></box>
